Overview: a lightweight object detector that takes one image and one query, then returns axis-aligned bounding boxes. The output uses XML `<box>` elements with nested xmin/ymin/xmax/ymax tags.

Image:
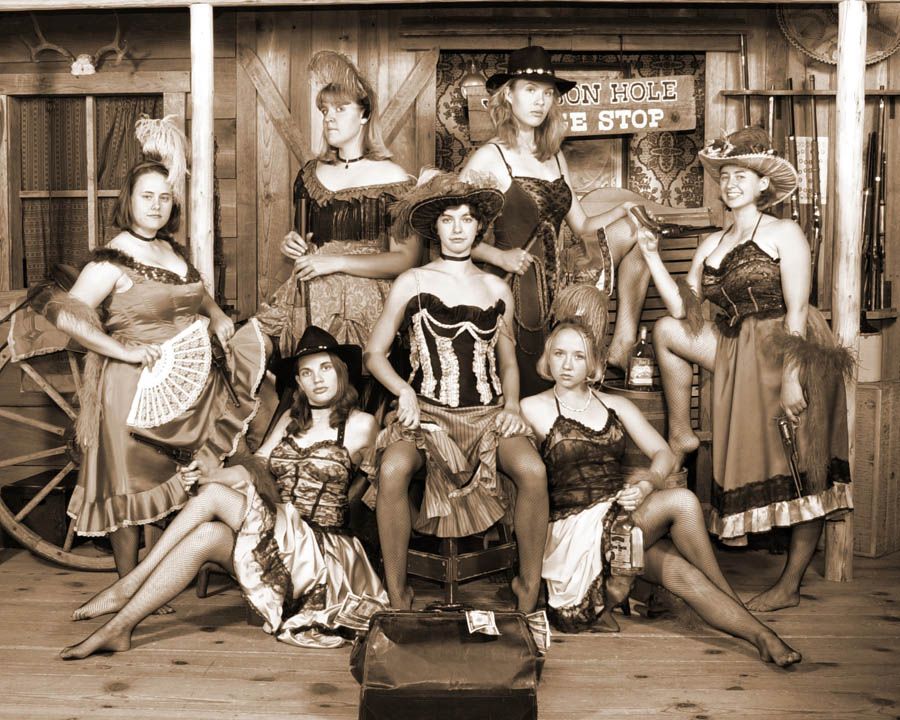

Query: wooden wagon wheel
<box><xmin>0</xmin><ymin>340</ymin><xmax>116</xmax><ymax>571</ymax></box>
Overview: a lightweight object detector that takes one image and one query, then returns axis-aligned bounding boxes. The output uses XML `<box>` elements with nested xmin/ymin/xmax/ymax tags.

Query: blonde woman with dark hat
<box><xmin>462</xmin><ymin>45</ymin><xmax>650</xmax><ymax>395</ymax></box>
<box><xmin>632</xmin><ymin>126</ymin><xmax>852</xmax><ymax>612</ymax></box>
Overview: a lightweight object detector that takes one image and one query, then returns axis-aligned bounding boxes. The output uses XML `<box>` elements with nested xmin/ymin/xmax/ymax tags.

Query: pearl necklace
<box><xmin>554</xmin><ymin>387</ymin><xmax>593</xmax><ymax>413</ymax></box>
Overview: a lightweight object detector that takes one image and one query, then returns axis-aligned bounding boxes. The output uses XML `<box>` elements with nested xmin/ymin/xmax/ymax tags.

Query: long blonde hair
<box><xmin>488</xmin><ymin>79</ymin><xmax>567</xmax><ymax>162</ymax></box>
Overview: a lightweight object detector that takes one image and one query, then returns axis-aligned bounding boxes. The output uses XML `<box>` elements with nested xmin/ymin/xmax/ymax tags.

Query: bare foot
<box><xmin>512</xmin><ymin>576</ymin><xmax>540</xmax><ymax>613</ymax></box>
<box><xmin>152</xmin><ymin>603</ymin><xmax>175</xmax><ymax>616</ymax></box>
<box><xmin>60</xmin><ymin>624</ymin><xmax>132</xmax><ymax>660</ymax></box>
<box><xmin>72</xmin><ymin>582</ymin><xmax>132</xmax><ymax>621</ymax></box>
<box><xmin>387</xmin><ymin>586</ymin><xmax>414</xmax><ymax>610</ymax></box>
<box><xmin>755</xmin><ymin>630</ymin><xmax>802</xmax><ymax>667</ymax></box>
<box><xmin>746</xmin><ymin>586</ymin><xmax>800</xmax><ymax>613</ymax></box>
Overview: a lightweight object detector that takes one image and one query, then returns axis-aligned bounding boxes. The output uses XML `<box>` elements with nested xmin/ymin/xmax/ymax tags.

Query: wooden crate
<box><xmin>853</xmin><ymin>380</ymin><xmax>900</xmax><ymax>557</ymax></box>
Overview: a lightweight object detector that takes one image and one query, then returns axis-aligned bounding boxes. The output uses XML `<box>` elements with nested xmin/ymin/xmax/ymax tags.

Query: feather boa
<box><xmin>676</xmin><ymin>277</ymin><xmax>704</xmax><ymax>337</ymax></box>
<box><xmin>33</xmin><ymin>288</ymin><xmax>106</xmax><ymax>450</ymax></box>
<box><xmin>768</xmin><ymin>315</ymin><xmax>854</xmax><ymax>491</ymax></box>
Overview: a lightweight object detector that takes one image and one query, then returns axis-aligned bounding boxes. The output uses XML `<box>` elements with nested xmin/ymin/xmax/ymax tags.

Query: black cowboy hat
<box><xmin>485</xmin><ymin>45</ymin><xmax>577</xmax><ymax>94</ymax></box>
<box><xmin>274</xmin><ymin>325</ymin><xmax>363</xmax><ymax>393</ymax></box>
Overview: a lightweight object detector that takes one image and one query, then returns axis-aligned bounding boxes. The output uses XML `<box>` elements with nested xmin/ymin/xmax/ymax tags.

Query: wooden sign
<box><xmin>467</xmin><ymin>73</ymin><xmax>696</xmax><ymax>142</ymax></box>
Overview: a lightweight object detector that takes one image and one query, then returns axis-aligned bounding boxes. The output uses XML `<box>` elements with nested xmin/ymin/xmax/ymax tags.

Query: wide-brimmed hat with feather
<box><xmin>698</xmin><ymin>126</ymin><xmax>799</xmax><ymax>208</ymax></box>
<box><xmin>391</xmin><ymin>170</ymin><xmax>505</xmax><ymax>243</ymax></box>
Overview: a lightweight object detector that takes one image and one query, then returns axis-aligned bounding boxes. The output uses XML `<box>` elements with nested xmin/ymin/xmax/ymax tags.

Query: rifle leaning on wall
<box><xmin>861</xmin><ymin>129</ymin><xmax>878</xmax><ymax>315</ymax></box>
<box><xmin>867</xmin><ymin>96</ymin><xmax>887</xmax><ymax>311</ymax></box>
<box><xmin>785</xmin><ymin>79</ymin><xmax>802</xmax><ymax>225</ymax></box>
<box><xmin>873</xmin><ymin>96</ymin><xmax>890</xmax><ymax>310</ymax></box>
<box><xmin>807</xmin><ymin>76</ymin><xmax>824</xmax><ymax>306</ymax></box>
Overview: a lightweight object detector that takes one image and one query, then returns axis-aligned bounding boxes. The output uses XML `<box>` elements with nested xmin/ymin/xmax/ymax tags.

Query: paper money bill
<box><xmin>465</xmin><ymin>609</ymin><xmax>501</xmax><ymax>636</ymax></box>
<box><xmin>526</xmin><ymin>610</ymin><xmax>551</xmax><ymax>654</ymax></box>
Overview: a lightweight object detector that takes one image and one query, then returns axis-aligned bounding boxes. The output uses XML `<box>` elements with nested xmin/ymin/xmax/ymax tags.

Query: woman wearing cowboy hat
<box><xmin>364</xmin><ymin>171</ymin><xmax>548</xmax><ymax>613</ymax></box>
<box><xmin>461</xmin><ymin>45</ymin><xmax>650</xmax><ymax>395</ymax></box>
<box><xmin>632</xmin><ymin>126</ymin><xmax>852</xmax><ymax>612</ymax></box>
<box><xmin>61</xmin><ymin>326</ymin><xmax>388</xmax><ymax>659</ymax></box>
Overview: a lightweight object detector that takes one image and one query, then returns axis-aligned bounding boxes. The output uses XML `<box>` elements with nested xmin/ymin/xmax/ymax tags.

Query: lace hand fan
<box><xmin>127</xmin><ymin>317</ymin><xmax>212</xmax><ymax>429</ymax></box>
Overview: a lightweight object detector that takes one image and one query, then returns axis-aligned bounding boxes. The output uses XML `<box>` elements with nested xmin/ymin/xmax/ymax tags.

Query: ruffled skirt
<box><xmin>362</xmin><ymin>400</ymin><xmax>530</xmax><ymax>537</ymax></box>
<box><xmin>233</xmin><ymin>482</ymin><xmax>387</xmax><ymax>648</ymax></box>
<box><xmin>68</xmin><ymin>319</ymin><xmax>267</xmax><ymax>535</ymax></box>
<box><xmin>543</xmin><ymin>500</ymin><xmax>614</xmax><ymax>632</ymax></box>
<box><xmin>707</xmin><ymin>309</ymin><xmax>853</xmax><ymax>544</ymax></box>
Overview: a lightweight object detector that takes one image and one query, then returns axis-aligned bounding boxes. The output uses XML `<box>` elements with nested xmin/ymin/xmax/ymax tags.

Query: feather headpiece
<box><xmin>552</xmin><ymin>283</ymin><xmax>610</xmax><ymax>364</ymax></box>
<box><xmin>309</xmin><ymin>50</ymin><xmax>374</xmax><ymax>107</ymax></box>
<box><xmin>134</xmin><ymin>114</ymin><xmax>189</xmax><ymax>203</ymax></box>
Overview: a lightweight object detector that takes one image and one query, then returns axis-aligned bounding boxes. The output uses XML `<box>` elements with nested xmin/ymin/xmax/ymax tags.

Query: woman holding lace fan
<box><xmin>261</xmin><ymin>51</ymin><xmax>416</xmax><ymax>413</ymax></box>
<box><xmin>60</xmin><ymin>327</ymin><xmax>386</xmax><ymax>659</ymax></box>
<box><xmin>40</xmin><ymin>117</ymin><xmax>266</xmax><ymax>581</ymax></box>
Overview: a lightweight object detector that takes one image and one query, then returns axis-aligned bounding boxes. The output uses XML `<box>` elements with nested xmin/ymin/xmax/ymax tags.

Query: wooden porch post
<box><xmin>190</xmin><ymin>3</ymin><xmax>215</xmax><ymax>292</ymax></box>
<box><xmin>827</xmin><ymin>0</ymin><xmax>866</xmax><ymax>582</ymax></box>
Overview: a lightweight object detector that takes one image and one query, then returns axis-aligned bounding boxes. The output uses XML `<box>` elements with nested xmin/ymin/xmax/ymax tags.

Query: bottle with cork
<box><xmin>626</xmin><ymin>324</ymin><xmax>655</xmax><ymax>390</ymax></box>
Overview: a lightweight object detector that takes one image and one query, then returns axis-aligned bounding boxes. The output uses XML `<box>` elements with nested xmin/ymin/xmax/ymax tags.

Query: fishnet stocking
<box><xmin>607</xmin><ymin>243</ymin><xmax>651</xmax><ymax>369</ymax></box>
<box><xmin>109</xmin><ymin>526</ymin><xmax>140</xmax><ymax>577</ymax></box>
<box><xmin>73</xmin><ymin>483</ymin><xmax>247</xmax><ymax>621</ymax></box>
<box><xmin>497</xmin><ymin>436</ymin><xmax>549</xmax><ymax>613</ymax></box>
<box><xmin>747</xmin><ymin>519</ymin><xmax>823</xmax><ymax>612</ymax></box>
<box><xmin>653</xmin><ymin>316</ymin><xmax>718</xmax><ymax>459</ymax></box>
<box><xmin>61</xmin><ymin>521</ymin><xmax>236</xmax><ymax>660</ymax></box>
<box><xmin>375</xmin><ymin>441</ymin><xmax>423</xmax><ymax>609</ymax></box>
<box><xmin>633</xmin><ymin>488</ymin><xmax>739</xmax><ymax>602</ymax></box>
<box><xmin>642</xmin><ymin>539</ymin><xmax>800</xmax><ymax>666</ymax></box>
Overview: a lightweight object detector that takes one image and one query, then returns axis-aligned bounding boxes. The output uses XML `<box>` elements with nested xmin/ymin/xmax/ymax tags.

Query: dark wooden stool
<box><xmin>406</xmin><ymin>523</ymin><xmax>517</xmax><ymax>604</ymax></box>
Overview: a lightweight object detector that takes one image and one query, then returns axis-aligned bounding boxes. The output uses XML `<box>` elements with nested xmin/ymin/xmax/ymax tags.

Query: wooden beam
<box><xmin>85</xmin><ymin>95</ymin><xmax>97</xmax><ymax>251</ymax></box>
<box><xmin>0</xmin><ymin>95</ymin><xmax>10</xmax><ymax>293</ymax></box>
<box><xmin>0</xmin><ymin>72</ymin><xmax>190</xmax><ymax>96</ymax></box>
<box><xmin>190</xmin><ymin>3</ymin><xmax>215</xmax><ymax>292</ymax></box>
<box><xmin>236</xmin><ymin>44</ymin><xmax>311</xmax><ymax>165</ymax></box>
<box><xmin>3</xmin><ymin>0</ymin><xmax>896</xmax><ymax>9</ymax></box>
<box><xmin>381</xmin><ymin>48</ymin><xmax>438</xmax><ymax>145</ymax></box>
<box><xmin>828</xmin><ymin>0</ymin><xmax>867</xmax><ymax>584</ymax></box>
<box><xmin>235</xmin><ymin>13</ymin><xmax>257</xmax><ymax>319</ymax></box>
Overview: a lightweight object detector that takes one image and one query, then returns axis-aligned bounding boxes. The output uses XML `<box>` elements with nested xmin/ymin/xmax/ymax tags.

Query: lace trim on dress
<box><xmin>300</xmin><ymin>160</ymin><xmax>414</xmax><ymax>204</ymax></box>
<box><xmin>92</xmin><ymin>242</ymin><xmax>202</xmax><ymax>285</ymax></box>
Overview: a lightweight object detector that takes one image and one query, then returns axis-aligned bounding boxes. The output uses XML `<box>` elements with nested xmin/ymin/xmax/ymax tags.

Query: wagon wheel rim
<box><xmin>0</xmin><ymin>347</ymin><xmax>115</xmax><ymax>571</ymax></box>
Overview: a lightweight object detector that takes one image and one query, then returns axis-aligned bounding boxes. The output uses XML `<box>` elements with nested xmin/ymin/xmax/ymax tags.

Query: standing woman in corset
<box><xmin>262</xmin><ymin>51</ymin><xmax>416</xmax><ymax>414</ymax></box>
<box><xmin>461</xmin><ymin>45</ymin><xmax>649</xmax><ymax>395</ymax></box>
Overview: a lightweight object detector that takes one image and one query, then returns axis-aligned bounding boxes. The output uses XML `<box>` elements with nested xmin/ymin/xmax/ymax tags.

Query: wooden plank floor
<box><xmin>1</xmin><ymin>546</ymin><xmax>899</xmax><ymax>720</ymax></box>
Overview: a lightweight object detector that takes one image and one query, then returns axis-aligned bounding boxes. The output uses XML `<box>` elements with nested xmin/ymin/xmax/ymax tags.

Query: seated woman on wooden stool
<box><xmin>362</xmin><ymin>171</ymin><xmax>548</xmax><ymax>613</ymax></box>
<box><xmin>519</xmin><ymin>285</ymin><xmax>801</xmax><ymax>666</ymax></box>
<box><xmin>61</xmin><ymin>327</ymin><xmax>387</xmax><ymax>659</ymax></box>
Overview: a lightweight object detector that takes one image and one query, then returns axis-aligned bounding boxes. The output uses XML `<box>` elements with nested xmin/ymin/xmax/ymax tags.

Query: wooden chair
<box><xmin>407</xmin><ymin>522</ymin><xmax>518</xmax><ymax>605</ymax></box>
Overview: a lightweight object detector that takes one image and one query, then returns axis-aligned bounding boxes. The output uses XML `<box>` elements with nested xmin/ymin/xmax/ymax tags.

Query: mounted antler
<box><xmin>91</xmin><ymin>13</ymin><xmax>129</xmax><ymax>70</ymax></box>
<box><xmin>21</xmin><ymin>13</ymin><xmax>74</xmax><ymax>64</ymax></box>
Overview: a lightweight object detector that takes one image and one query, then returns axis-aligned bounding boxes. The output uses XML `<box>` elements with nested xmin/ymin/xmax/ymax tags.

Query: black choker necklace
<box><xmin>337</xmin><ymin>154</ymin><xmax>364</xmax><ymax>169</ymax></box>
<box><xmin>129</xmin><ymin>229</ymin><xmax>158</xmax><ymax>242</ymax></box>
<box><xmin>440</xmin><ymin>252</ymin><xmax>471</xmax><ymax>262</ymax></box>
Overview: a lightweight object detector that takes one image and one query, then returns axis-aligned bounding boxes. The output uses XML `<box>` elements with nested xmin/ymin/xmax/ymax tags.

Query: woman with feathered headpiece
<box><xmin>40</xmin><ymin>116</ymin><xmax>267</xmax><ymax>585</ymax></box>
<box><xmin>362</xmin><ymin>170</ymin><xmax>548</xmax><ymax>614</ymax></box>
<box><xmin>257</xmin><ymin>50</ymin><xmax>417</xmax><ymax>416</ymax></box>
<box><xmin>632</xmin><ymin>126</ymin><xmax>852</xmax><ymax>611</ymax></box>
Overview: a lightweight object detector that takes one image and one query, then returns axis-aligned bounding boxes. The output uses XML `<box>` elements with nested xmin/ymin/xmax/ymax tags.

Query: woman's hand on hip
<box><xmin>281</xmin><ymin>230</ymin><xmax>311</xmax><ymax>260</ymax></box>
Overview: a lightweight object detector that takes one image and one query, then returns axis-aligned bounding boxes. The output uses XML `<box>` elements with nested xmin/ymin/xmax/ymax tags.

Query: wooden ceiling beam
<box><xmin>2</xmin><ymin>1</ymin><xmax>899</xmax><ymax>12</ymax></box>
